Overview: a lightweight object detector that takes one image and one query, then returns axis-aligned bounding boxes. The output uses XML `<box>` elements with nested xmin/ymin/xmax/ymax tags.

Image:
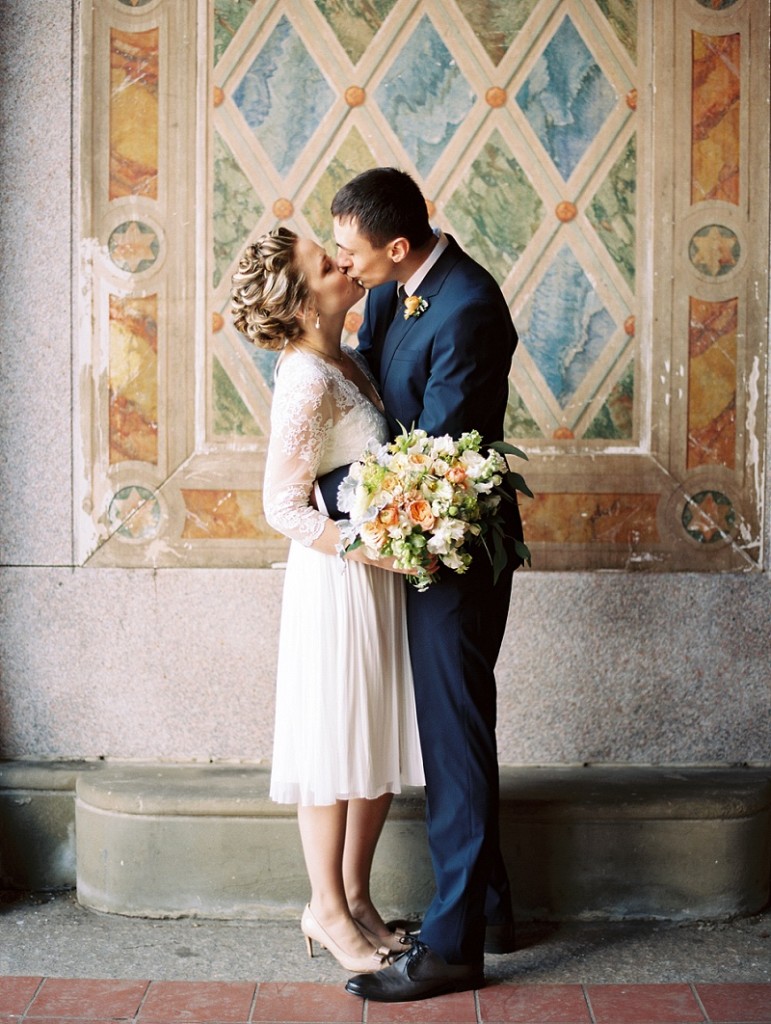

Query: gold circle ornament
<box><xmin>273</xmin><ymin>198</ymin><xmax>294</xmax><ymax>219</ymax></box>
<box><xmin>345</xmin><ymin>311</ymin><xmax>363</xmax><ymax>334</ymax></box>
<box><xmin>345</xmin><ymin>86</ymin><xmax>366</xmax><ymax>107</ymax></box>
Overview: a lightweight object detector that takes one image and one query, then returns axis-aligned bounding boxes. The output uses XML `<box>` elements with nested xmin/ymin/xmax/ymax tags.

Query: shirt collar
<box><xmin>403</xmin><ymin>230</ymin><xmax>447</xmax><ymax>297</ymax></box>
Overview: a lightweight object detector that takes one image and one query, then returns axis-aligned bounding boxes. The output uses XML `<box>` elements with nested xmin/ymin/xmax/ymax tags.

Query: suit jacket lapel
<box><xmin>379</xmin><ymin>236</ymin><xmax>463</xmax><ymax>385</ymax></box>
<box><xmin>380</xmin><ymin>296</ymin><xmax>419</xmax><ymax>383</ymax></box>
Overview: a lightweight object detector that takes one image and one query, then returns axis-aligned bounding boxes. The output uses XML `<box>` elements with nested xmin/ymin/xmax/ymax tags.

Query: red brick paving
<box><xmin>0</xmin><ymin>977</ymin><xmax>769</xmax><ymax>1023</ymax></box>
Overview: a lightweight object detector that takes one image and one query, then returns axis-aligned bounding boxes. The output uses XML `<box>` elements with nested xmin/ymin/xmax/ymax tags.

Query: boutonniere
<box><xmin>403</xmin><ymin>294</ymin><xmax>429</xmax><ymax>320</ymax></box>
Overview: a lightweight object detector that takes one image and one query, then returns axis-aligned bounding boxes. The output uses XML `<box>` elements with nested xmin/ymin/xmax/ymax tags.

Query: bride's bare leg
<box><xmin>296</xmin><ymin>802</ymin><xmax>377</xmax><ymax>960</ymax></box>
<box><xmin>343</xmin><ymin>793</ymin><xmax>397</xmax><ymax>943</ymax></box>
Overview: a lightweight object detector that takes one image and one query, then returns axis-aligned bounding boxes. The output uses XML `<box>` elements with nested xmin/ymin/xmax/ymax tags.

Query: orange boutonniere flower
<box><xmin>403</xmin><ymin>294</ymin><xmax>429</xmax><ymax>320</ymax></box>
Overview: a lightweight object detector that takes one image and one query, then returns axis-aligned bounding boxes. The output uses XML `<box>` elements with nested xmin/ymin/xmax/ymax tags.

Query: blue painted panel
<box><xmin>523</xmin><ymin>246</ymin><xmax>616</xmax><ymax>407</ymax></box>
<box><xmin>233</xmin><ymin>15</ymin><xmax>334</xmax><ymax>175</ymax></box>
<box><xmin>516</xmin><ymin>16</ymin><xmax>617</xmax><ymax>180</ymax></box>
<box><xmin>375</xmin><ymin>16</ymin><xmax>474</xmax><ymax>176</ymax></box>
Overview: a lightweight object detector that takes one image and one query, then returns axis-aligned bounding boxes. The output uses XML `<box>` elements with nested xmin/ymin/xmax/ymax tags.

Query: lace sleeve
<box><xmin>262</xmin><ymin>355</ymin><xmax>336</xmax><ymax>546</ymax></box>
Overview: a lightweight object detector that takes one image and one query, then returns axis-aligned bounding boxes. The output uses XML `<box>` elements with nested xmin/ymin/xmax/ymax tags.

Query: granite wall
<box><xmin>0</xmin><ymin>1</ymin><xmax>769</xmax><ymax>768</ymax></box>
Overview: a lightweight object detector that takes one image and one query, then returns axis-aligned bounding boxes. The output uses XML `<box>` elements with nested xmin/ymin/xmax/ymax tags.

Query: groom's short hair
<box><xmin>331</xmin><ymin>167</ymin><xmax>434</xmax><ymax>250</ymax></box>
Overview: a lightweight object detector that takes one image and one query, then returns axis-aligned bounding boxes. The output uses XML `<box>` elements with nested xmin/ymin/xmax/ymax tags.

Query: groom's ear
<box><xmin>387</xmin><ymin>237</ymin><xmax>410</xmax><ymax>264</ymax></box>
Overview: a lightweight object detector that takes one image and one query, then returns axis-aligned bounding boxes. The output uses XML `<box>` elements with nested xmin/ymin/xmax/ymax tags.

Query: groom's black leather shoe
<box><xmin>345</xmin><ymin>940</ymin><xmax>484</xmax><ymax>1002</ymax></box>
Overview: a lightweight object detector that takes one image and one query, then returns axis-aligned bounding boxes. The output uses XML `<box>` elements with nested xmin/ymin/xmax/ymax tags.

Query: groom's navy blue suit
<box><xmin>321</xmin><ymin>234</ymin><xmax>522</xmax><ymax>966</ymax></box>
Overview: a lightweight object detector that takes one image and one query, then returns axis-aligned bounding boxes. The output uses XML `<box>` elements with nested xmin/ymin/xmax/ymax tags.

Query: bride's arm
<box><xmin>263</xmin><ymin>361</ymin><xmax>406</xmax><ymax>568</ymax></box>
<box><xmin>262</xmin><ymin>366</ymin><xmax>347</xmax><ymax>556</ymax></box>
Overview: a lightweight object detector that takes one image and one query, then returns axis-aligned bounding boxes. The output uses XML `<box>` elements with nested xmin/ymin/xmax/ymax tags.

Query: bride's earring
<box><xmin>314</xmin><ymin>312</ymin><xmax>320</xmax><ymax>330</ymax></box>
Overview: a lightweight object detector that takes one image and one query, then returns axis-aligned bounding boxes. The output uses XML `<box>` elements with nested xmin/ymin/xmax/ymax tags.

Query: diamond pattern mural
<box><xmin>78</xmin><ymin>0</ymin><xmax>768</xmax><ymax>572</ymax></box>
<box><xmin>212</xmin><ymin>1</ymin><xmax>637</xmax><ymax>447</ymax></box>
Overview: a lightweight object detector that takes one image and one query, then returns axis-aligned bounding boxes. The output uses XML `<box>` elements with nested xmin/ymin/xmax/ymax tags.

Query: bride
<box><xmin>231</xmin><ymin>228</ymin><xmax>424</xmax><ymax>974</ymax></box>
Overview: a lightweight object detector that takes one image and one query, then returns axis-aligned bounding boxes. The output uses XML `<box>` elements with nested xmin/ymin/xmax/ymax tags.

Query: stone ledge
<box><xmin>71</xmin><ymin>762</ymin><xmax>771</xmax><ymax>820</ymax></box>
<box><xmin>70</xmin><ymin>762</ymin><xmax>771</xmax><ymax>922</ymax></box>
<box><xmin>0</xmin><ymin>759</ymin><xmax>103</xmax><ymax>892</ymax></box>
<box><xmin>498</xmin><ymin>764</ymin><xmax>771</xmax><ymax>820</ymax></box>
<box><xmin>74</xmin><ymin>763</ymin><xmax>426</xmax><ymax>819</ymax></box>
<box><xmin>3</xmin><ymin>760</ymin><xmax>769</xmax><ymax>920</ymax></box>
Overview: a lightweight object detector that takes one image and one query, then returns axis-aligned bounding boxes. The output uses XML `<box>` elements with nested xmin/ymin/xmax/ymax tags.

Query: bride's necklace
<box><xmin>293</xmin><ymin>340</ymin><xmax>346</xmax><ymax>364</ymax></box>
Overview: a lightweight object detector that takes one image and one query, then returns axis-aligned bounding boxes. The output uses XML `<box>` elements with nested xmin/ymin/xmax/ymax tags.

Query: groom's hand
<box><xmin>316</xmin><ymin>465</ymin><xmax>351</xmax><ymax>521</ymax></box>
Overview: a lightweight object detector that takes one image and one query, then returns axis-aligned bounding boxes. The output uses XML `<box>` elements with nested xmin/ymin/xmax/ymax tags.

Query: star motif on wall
<box><xmin>109</xmin><ymin>221</ymin><xmax>159</xmax><ymax>272</ymax></box>
<box><xmin>689</xmin><ymin>226</ymin><xmax>739</xmax><ymax>277</ymax></box>
<box><xmin>109</xmin><ymin>486</ymin><xmax>161</xmax><ymax>539</ymax></box>
<box><xmin>683</xmin><ymin>491</ymin><xmax>735</xmax><ymax>543</ymax></box>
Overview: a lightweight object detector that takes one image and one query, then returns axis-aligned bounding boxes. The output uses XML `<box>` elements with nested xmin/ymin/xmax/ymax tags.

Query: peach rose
<box><xmin>447</xmin><ymin>467</ymin><xmax>466</xmax><ymax>484</ymax></box>
<box><xmin>378</xmin><ymin>505</ymin><xmax>399</xmax><ymax>527</ymax></box>
<box><xmin>407</xmin><ymin>500</ymin><xmax>436</xmax><ymax>530</ymax></box>
<box><xmin>360</xmin><ymin>520</ymin><xmax>388</xmax><ymax>550</ymax></box>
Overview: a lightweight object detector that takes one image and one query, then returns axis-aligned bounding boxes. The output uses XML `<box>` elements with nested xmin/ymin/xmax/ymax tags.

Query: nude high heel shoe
<box><xmin>353</xmin><ymin>918</ymin><xmax>412</xmax><ymax>955</ymax></box>
<box><xmin>301</xmin><ymin>904</ymin><xmax>390</xmax><ymax>973</ymax></box>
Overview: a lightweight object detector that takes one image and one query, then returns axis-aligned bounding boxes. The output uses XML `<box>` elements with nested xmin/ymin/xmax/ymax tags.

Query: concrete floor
<box><xmin>1</xmin><ymin>891</ymin><xmax>769</xmax><ymax>986</ymax></box>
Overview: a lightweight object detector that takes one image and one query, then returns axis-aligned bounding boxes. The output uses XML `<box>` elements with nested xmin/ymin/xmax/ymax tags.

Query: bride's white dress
<box><xmin>263</xmin><ymin>346</ymin><xmax>424</xmax><ymax>806</ymax></box>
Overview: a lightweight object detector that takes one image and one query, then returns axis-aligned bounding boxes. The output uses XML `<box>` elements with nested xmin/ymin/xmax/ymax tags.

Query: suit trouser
<box><xmin>406</xmin><ymin>553</ymin><xmax>515</xmax><ymax>965</ymax></box>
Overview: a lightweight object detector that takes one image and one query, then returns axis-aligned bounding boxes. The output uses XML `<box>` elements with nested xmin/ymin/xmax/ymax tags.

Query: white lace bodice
<box><xmin>263</xmin><ymin>347</ymin><xmax>387</xmax><ymax>546</ymax></box>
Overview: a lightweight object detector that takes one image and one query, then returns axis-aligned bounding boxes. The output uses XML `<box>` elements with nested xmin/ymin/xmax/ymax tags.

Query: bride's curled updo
<box><xmin>231</xmin><ymin>227</ymin><xmax>308</xmax><ymax>350</ymax></box>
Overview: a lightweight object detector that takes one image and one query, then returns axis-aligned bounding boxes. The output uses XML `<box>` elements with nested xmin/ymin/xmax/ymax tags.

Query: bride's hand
<box><xmin>346</xmin><ymin>547</ymin><xmax>438</xmax><ymax>578</ymax></box>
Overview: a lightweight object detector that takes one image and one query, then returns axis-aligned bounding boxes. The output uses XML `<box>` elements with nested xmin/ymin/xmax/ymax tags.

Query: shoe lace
<box><xmin>404</xmin><ymin>937</ymin><xmax>430</xmax><ymax>969</ymax></box>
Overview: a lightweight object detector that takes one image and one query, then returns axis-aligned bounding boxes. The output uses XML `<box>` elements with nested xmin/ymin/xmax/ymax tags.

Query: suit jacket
<box><xmin>360</xmin><ymin>234</ymin><xmax>515</xmax><ymax>442</ymax></box>
<box><xmin>320</xmin><ymin>234</ymin><xmax>522</xmax><ymax>550</ymax></box>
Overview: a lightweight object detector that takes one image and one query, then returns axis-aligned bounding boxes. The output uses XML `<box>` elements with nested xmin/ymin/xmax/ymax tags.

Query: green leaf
<box><xmin>492</xmin><ymin>533</ymin><xmax>508</xmax><ymax>585</ymax></box>
<box><xmin>506</xmin><ymin>472</ymin><xmax>534</xmax><ymax>499</ymax></box>
<box><xmin>514</xmin><ymin>538</ymin><xmax>532</xmax><ymax>567</ymax></box>
<box><xmin>490</xmin><ymin>439</ymin><xmax>529</xmax><ymax>461</ymax></box>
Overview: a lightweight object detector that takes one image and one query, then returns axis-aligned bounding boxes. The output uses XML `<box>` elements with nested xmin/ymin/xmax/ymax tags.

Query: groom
<box><xmin>319</xmin><ymin>168</ymin><xmax>523</xmax><ymax>1002</ymax></box>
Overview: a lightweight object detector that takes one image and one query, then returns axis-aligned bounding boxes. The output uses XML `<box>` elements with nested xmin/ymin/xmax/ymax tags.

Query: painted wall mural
<box><xmin>78</xmin><ymin>0</ymin><xmax>768</xmax><ymax>571</ymax></box>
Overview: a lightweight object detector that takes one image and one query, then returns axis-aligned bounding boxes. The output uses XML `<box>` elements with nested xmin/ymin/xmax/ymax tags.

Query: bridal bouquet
<box><xmin>337</xmin><ymin>426</ymin><xmax>531</xmax><ymax>590</ymax></box>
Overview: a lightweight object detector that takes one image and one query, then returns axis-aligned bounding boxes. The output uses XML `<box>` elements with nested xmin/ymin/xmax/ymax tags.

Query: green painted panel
<box><xmin>212</xmin><ymin>357</ymin><xmax>261</xmax><ymax>437</ymax></box>
<box><xmin>303</xmin><ymin>128</ymin><xmax>376</xmax><ymax>245</ymax></box>
<box><xmin>584</xmin><ymin>361</ymin><xmax>634</xmax><ymax>439</ymax></box>
<box><xmin>314</xmin><ymin>0</ymin><xmax>397</xmax><ymax>64</ymax></box>
<box><xmin>212</xmin><ymin>132</ymin><xmax>264</xmax><ymax>289</ymax></box>
<box><xmin>588</xmin><ymin>134</ymin><xmax>636</xmax><ymax>290</ymax></box>
<box><xmin>594</xmin><ymin>0</ymin><xmax>637</xmax><ymax>62</ymax></box>
<box><xmin>456</xmin><ymin>0</ymin><xmax>539</xmax><ymax>65</ymax></box>
<box><xmin>213</xmin><ymin>0</ymin><xmax>257</xmax><ymax>66</ymax></box>
<box><xmin>506</xmin><ymin>383</ymin><xmax>543</xmax><ymax>439</ymax></box>
<box><xmin>445</xmin><ymin>130</ymin><xmax>544</xmax><ymax>285</ymax></box>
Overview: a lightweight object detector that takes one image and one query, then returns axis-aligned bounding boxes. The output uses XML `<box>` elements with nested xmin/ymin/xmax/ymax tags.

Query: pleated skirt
<box><xmin>270</xmin><ymin>541</ymin><xmax>424</xmax><ymax>806</ymax></box>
